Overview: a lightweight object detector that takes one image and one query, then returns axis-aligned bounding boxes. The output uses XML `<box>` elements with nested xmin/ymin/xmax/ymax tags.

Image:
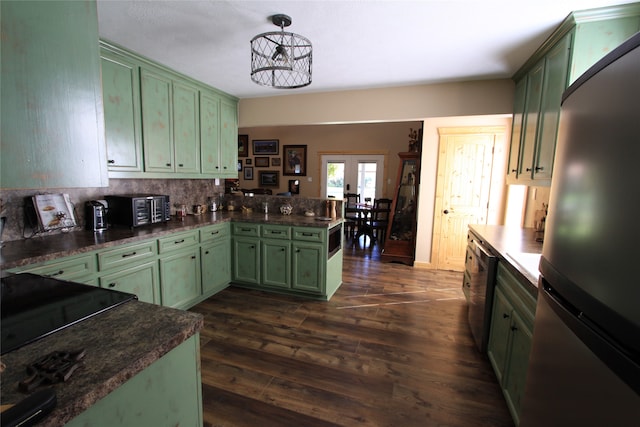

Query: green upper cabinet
<box><xmin>141</xmin><ymin>68</ymin><xmax>175</xmax><ymax>173</ymax></box>
<box><xmin>508</xmin><ymin>3</ymin><xmax>640</xmax><ymax>186</ymax></box>
<box><xmin>101</xmin><ymin>49</ymin><xmax>143</xmax><ymax>173</ymax></box>
<box><xmin>220</xmin><ymin>99</ymin><xmax>239</xmax><ymax>177</ymax></box>
<box><xmin>1</xmin><ymin>0</ymin><xmax>108</xmax><ymax>189</ymax></box>
<box><xmin>172</xmin><ymin>81</ymin><xmax>200</xmax><ymax>173</ymax></box>
<box><xmin>100</xmin><ymin>40</ymin><xmax>238</xmax><ymax>179</ymax></box>
<box><xmin>200</xmin><ymin>92</ymin><xmax>222</xmax><ymax>174</ymax></box>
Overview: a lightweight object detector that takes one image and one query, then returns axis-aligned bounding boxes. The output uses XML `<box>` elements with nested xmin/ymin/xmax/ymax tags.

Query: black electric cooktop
<box><xmin>1</xmin><ymin>273</ymin><xmax>137</xmax><ymax>355</ymax></box>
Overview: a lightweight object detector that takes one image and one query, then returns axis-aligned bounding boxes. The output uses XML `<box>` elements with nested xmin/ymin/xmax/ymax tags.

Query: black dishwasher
<box><xmin>464</xmin><ymin>231</ymin><xmax>497</xmax><ymax>352</ymax></box>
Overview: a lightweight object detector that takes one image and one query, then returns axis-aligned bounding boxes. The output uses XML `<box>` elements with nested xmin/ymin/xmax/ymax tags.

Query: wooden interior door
<box><xmin>432</xmin><ymin>127</ymin><xmax>500</xmax><ymax>271</ymax></box>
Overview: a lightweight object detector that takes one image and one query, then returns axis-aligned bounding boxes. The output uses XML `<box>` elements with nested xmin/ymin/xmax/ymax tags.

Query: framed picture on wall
<box><xmin>238</xmin><ymin>134</ymin><xmax>249</xmax><ymax>157</ymax></box>
<box><xmin>255</xmin><ymin>157</ymin><xmax>270</xmax><ymax>167</ymax></box>
<box><xmin>245</xmin><ymin>158</ymin><xmax>252</xmax><ymax>165</ymax></box>
<box><xmin>244</xmin><ymin>166</ymin><xmax>254</xmax><ymax>180</ymax></box>
<box><xmin>259</xmin><ymin>171</ymin><xmax>279</xmax><ymax>186</ymax></box>
<box><xmin>253</xmin><ymin>139</ymin><xmax>279</xmax><ymax>155</ymax></box>
<box><xmin>237</xmin><ymin>160</ymin><xmax>242</xmax><ymax>171</ymax></box>
<box><xmin>283</xmin><ymin>145</ymin><xmax>307</xmax><ymax>176</ymax></box>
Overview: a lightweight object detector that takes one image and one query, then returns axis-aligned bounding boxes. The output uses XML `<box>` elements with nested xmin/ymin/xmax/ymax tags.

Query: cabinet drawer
<box><xmin>199</xmin><ymin>222</ymin><xmax>229</xmax><ymax>243</ymax></box>
<box><xmin>98</xmin><ymin>239</ymin><xmax>157</xmax><ymax>271</ymax></box>
<box><xmin>158</xmin><ymin>230</ymin><xmax>199</xmax><ymax>254</ymax></box>
<box><xmin>261</xmin><ymin>224</ymin><xmax>291</xmax><ymax>240</ymax></box>
<box><xmin>292</xmin><ymin>227</ymin><xmax>325</xmax><ymax>243</ymax></box>
<box><xmin>17</xmin><ymin>253</ymin><xmax>97</xmax><ymax>280</ymax></box>
<box><xmin>232</xmin><ymin>223</ymin><xmax>260</xmax><ymax>237</ymax></box>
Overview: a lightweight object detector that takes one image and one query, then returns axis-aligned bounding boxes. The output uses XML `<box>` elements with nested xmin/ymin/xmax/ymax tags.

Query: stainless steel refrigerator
<box><xmin>520</xmin><ymin>32</ymin><xmax>640</xmax><ymax>426</ymax></box>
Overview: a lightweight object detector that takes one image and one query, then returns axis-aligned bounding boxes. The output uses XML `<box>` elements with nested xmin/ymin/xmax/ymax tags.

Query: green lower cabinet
<box><xmin>8</xmin><ymin>252</ymin><xmax>98</xmax><ymax>285</ymax></box>
<box><xmin>201</xmin><ymin>239</ymin><xmax>231</xmax><ymax>295</ymax></box>
<box><xmin>291</xmin><ymin>242</ymin><xmax>324</xmax><ymax>294</ymax></box>
<box><xmin>261</xmin><ymin>239</ymin><xmax>291</xmax><ymax>289</ymax></box>
<box><xmin>487</xmin><ymin>263</ymin><xmax>536</xmax><ymax>426</ymax></box>
<box><xmin>503</xmin><ymin>309</ymin><xmax>533</xmax><ymax>420</ymax></box>
<box><xmin>232</xmin><ymin>237</ymin><xmax>260</xmax><ymax>285</ymax></box>
<box><xmin>65</xmin><ymin>334</ymin><xmax>202</xmax><ymax>427</ymax></box>
<box><xmin>99</xmin><ymin>261</ymin><xmax>160</xmax><ymax>304</ymax></box>
<box><xmin>159</xmin><ymin>248</ymin><xmax>201</xmax><ymax>309</ymax></box>
<box><xmin>487</xmin><ymin>286</ymin><xmax>514</xmax><ymax>384</ymax></box>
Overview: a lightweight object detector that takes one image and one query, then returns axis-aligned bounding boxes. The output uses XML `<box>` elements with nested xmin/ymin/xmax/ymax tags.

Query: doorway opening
<box><xmin>321</xmin><ymin>154</ymin><xmax>385</xmax><ymax>200</ymax></box>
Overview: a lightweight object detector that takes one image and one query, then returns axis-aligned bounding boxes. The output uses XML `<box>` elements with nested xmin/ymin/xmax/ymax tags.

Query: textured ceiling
<box><xmin>97</xmin><ymin>0</ymin><xmax>637</xmax><ymax>99</ymax></box>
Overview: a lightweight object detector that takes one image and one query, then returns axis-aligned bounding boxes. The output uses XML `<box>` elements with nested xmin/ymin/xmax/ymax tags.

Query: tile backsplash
<box><xmin>0</xmin><ymin>179</ymin><xmax>223</xmax><ymax>242</ymax></box>
<box><xmin>0</xmin><ymin>179</ymin><xmax>341</xmax><ymax>243</ymax></box>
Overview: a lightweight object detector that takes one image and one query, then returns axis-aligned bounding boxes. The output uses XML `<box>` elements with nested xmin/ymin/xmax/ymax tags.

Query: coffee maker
<box><xmin>85</xmin><ymin>200</ymin><xmax>108</xmax><ymax>232</ymax></box>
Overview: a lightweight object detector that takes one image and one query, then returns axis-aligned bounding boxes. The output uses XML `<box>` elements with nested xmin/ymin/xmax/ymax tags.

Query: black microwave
<box><xmin>105</xmin><ymin>194</ymin><xmax>170</xmax><ymax>228</ymax></box>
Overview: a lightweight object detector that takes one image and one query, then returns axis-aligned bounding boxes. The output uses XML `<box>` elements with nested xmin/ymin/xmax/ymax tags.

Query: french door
<box><xmin>321</xmin><ymin>154</ymin><xmax>384</xmax><ymax>200</ymax></box>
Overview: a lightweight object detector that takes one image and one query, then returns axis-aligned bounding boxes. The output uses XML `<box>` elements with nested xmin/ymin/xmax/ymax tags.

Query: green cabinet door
<box><xmin>219</xmin><ymin>99</ymin><xmax>238</xmax><ymax>177</ymax></box>
<box><xmin>1</xmin><ymin>0</ymin><xmax>108</xmax><ymax>189</ymax></box>
<box><xmin>200</xmin><ymin>92</ymin><xmax>222</xmax><ymax>175</ymax></box>
<box><xmin>172</xmin><ymin>81</ymin><xmax>200</xmax><ymax>173</ymax></box>
<box><xmin>201</xmin><ymin>239</ymin><xmax>231</xmax><ymax>295</ymax></box>
<box><xmin>506</xmin><ymin>79</ymin><xmax>526</xmax><ymax>182</ymax></box>
<box><xmin>232</xmin><ymin>237</ymin><xmax>260</xmax><ymax>285</ymax></box>
<box><xmin>261</xmin><ymin>240</ymin><xmax>291</xmax><ymax>289</ymax></box>
<box><xmin>99</xmin><ymin>261</ymin><xmax>160</xmax><ymax>304</ymax></box>
<box><xmin>487</xmin><ymin>286</ymin><xmax>514</xmax><ymax>384</ymax></box>
<box><xmin>503</xmin><ymin>310</ymin><xmax>533</xmax><ymax>425</ymax></box>
<box><xmin>101</xmin><ymin>49</ymin><xmax>143</xmax><ymax>172</ymax></box>
<box><xmin>518</xmin><ymin>60</ymin><xmax>544</xmax><ymax>180</ymax></box>
<box><xmin>141</xmin><ymin>69</ymin><xmax>174</xmax><ymax>172</ymax></box>
<box><xmin>291</xmin><ymin>242</ymin><xmax>324</xmax><ymax>294</ymax></box>
<box><xmin>159</xmin><ymin>249</ymin><xmax>201</xmax><ymax>308</ymax></box>
<box><xmin>534</xmin><ymin>33</ymin><xmax>572</xmax><ymax>182</ymax></box>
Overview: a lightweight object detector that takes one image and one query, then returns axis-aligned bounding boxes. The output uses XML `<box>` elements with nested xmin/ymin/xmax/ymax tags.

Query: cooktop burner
<box><xmin>1</xmin><ymin>273</ymin><xmax>136</xmax><ymax>355</ymax></box>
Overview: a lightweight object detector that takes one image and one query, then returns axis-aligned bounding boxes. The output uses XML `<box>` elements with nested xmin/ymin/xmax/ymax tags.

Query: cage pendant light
<box><xmin>250</xmin><ymin>14</ymin><xmax>312</xmax><ymax>89</ymax></box>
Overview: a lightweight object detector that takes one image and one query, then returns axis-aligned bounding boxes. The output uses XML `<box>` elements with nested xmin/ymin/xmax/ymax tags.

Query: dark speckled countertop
<box><xmin>0</xmin><ymin>300</ymin><xmax>203</xmax><ymax>427</ymax></box>
<box><xmin>469</xmin><ymin>225</ymin><xmax>544</xmax><ymax>296</ymax></box>
<box><xmin>0</xmin><ymin>212</ymin><xmax>343</xmax><ymax>270</ymax></box>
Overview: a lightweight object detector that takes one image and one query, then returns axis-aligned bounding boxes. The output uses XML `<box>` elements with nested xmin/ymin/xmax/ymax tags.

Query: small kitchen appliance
<box><xmin>85</xmin><ymin>200</ymin><xmax>108</xmax><ymax>232</ymax></box>
<box><xmin>105</xmin><ymin>194</ymin><xmax>170</xmax><ymax>228</ymax></box>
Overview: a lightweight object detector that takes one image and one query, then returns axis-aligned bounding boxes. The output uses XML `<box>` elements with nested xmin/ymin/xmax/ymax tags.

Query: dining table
<box><xmin>351</xmin><ymin>202</ymin><xmax>375</xmax><ymax>246</ymax></box>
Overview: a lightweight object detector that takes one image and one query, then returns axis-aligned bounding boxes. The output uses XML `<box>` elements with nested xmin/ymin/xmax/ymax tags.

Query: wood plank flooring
<box><xmin>190</xmin><ymin>244</ymin><xmax>513</xmax><ymax>427</ymax></box>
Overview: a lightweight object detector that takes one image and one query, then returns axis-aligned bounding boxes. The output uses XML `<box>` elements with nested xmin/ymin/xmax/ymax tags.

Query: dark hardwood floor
<box><xmin>190</xmin><ymin>240</ymin><xmax>513</xmax><ymax>427</ymax></box>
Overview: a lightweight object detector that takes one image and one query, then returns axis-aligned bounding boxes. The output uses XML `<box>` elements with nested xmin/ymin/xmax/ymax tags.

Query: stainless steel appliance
<box><xmin>105</xmin><ymin>194</ymin><xmax>170</xmax><ymax>228</ymax></box>
<box><xmin>465</xmin><ymin>231</ymin><xmax>497</xmax><ymax>352</ymax></box>
<box><xmin>520</xmin><ymin>32</ymin><xmax>640</xmax><ymax>426</ymax></box>
<box><xmin>85</xmin><ymin>200</ymin><xmax>108</xmax><ymax>232</ymax></box>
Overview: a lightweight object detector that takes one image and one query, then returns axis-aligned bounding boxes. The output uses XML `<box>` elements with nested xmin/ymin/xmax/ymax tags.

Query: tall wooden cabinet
<box><xmin>507</xmin><ymin>4</ymin><xmax>640</xmax><ymax>186</ymax></box>
<box><xmin>1</xmin><ymin>0</ymin><xmax>108</xmax><ymax>189</ymax></box>
<box><xmin>381</xmin><ymin>152</ymin><xmax>420</xmax><ymax>266</ymax></box>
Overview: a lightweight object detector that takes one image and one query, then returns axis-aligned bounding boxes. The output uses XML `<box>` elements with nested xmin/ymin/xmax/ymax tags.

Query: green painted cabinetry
<box><xmin>507</xmin><ymin>4</ymin><xmax>640</xmax><ymax>186</ymax></box>
<box><xmin>100</xmin><ymin>40</ymin><xmax>238</xmax><ymax>179</ymax></box>
<box><xmin>200</xmin><ymin>223</ymin><xmax>231</xmax><ymax>295</ymax></box>
<box><xmin>158</xmin><ymin>231</ymin><xmax>202</xmax><ymax>309</ymax></box>
<box><xmin>65</xmin><ymin>334</ymin><xmax>202</xmax><ymax>427</ymax></box>
<box><xmin>7</xmin><ymin>253</ymin><xmax>99</xmax><ymax>286</ymax></box>
<box><xmin>99</xmin><ymin>261</ymin><xmax>160</xmax><ymax>304</ymax></box>
<box><xmin>232</xmin><ymin>222</ymin><xmax>342</xmax><ymax>299</ymax></box>
<box><xmin>1</xmin><ymin>0</ymin><xmax>108</xmax><ymax>189</ymax></box>
<box><xmin>487</xmin><ymin>263</ymin><xmax>536</xmax><ymax>426</ymax></box>
<box><xmin>101</xmin><ymin>49</ymin><xmax>144</xmax><ymax>172</ymax></box>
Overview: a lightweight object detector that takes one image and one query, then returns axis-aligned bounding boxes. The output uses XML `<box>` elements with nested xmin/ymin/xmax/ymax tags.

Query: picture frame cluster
<box><xmin>238</xmin><ymin>136</ymin><xmax>307</xmax><ymax>186</ymax></box>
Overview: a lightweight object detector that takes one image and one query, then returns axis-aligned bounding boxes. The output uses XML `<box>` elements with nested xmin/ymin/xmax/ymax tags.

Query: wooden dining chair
<box><xmin>343</xmin><ymin>193</ymin><xmax>360</xmax><ymax>240</ymax></box>
<box><xmin>367</xmin><ymin>198</ymin><xmax>392</xmax><ymax>245</ymax></box>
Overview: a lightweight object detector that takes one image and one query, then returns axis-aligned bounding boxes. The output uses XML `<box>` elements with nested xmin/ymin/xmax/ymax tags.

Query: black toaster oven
<box><xmin>105</xmin><ymin>194</ymin><xmax>170</xmax><ymax>227</ymax></box>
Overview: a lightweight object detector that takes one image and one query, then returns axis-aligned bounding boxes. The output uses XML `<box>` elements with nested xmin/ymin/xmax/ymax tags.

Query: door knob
<box><xmin>443</xmin><ymin>209</ymin><xmax>449</xmax><ymax>214</ymax></box>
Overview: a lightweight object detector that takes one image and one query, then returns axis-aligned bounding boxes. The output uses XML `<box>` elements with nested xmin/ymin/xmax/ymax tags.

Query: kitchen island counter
<box><xmin>0</xmin><ymin>299</ymin><xmax>203</xmax><ymax>426</ymax></box>
<box><xmin>0</xmin><ymin>212</ymin><xmax>343</xmax><ymax>270</ymax></box>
